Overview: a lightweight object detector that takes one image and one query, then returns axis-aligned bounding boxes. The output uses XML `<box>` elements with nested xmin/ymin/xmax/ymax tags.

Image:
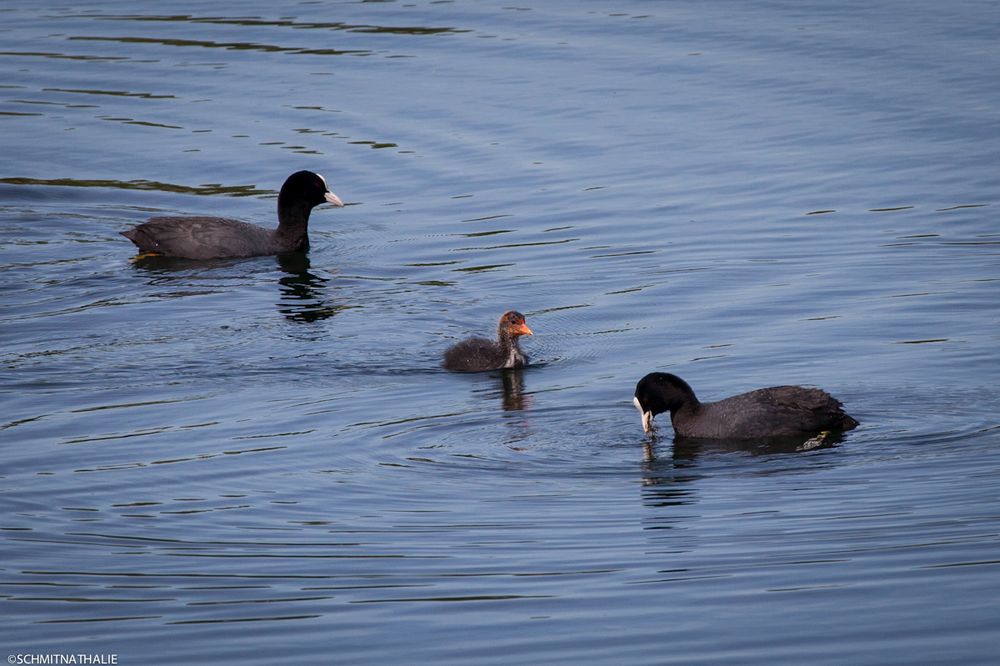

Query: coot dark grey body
<box><xmin>121</xmin><ymin>170</ymin><xmax>343</xmax><ymax>259</ymax></box>
<box><xmin>633</xmin><ymin>372</ymin><xmax>858</xmax><ymax>439</ymax></box>
<box><xmin>443</xmin><ymin>311</ymin><xmax>533</xmax><ymax>372</ymax></box>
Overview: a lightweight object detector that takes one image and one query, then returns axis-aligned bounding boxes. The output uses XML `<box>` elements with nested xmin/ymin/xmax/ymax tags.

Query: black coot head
<box><xmin>282</xmin><ymin>170</ymin><xmax>344</xmax><ymax>208</ymax></box>
<box><xmin>633</xmin><ymin>372</ymin><xmax>695</xmax><ymax>433</ymax></box>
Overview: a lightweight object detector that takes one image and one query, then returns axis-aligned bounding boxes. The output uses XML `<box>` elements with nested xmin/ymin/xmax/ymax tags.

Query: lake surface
<box><xmin>2</xmin><ymin>1</ymin><xmax>999</xmax><ymax>663</ymax></box>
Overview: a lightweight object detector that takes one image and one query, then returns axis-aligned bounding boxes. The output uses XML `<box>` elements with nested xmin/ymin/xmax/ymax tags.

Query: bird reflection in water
<box><xmin>641</xmin><ymin>429</ymin><xmax>842</xmax><ymax>465</ymax></box>
<box><xmin>276</xmin><ymin>253</ymin><xmax>348</xmax><ymax>323</ymax></box>
<box><xmin>497</xmin><ymin>368</ymin><xmax>534</xmax><ymax>451</ymax></box>
<box><xmin>498</xmin><ymin>367</ymin><xmax>531</xmax><ymax>411</ymax></box>
<box><xmin>128</xmin><ymin>251</ymin><xmax>349</xmax><ymax>324</ymax></box>
<box><xmin>465</xmin><ymin>368</ymin><xmax>534</xmax><ymax>451</ymax></box>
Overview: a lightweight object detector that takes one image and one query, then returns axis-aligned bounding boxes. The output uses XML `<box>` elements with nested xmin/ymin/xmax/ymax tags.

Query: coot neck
<box><xmin>666</xmin><ymin>384</ymin><xmax>702</xmax><ymax>422</ymax></box>
<box><xmin>497</xmin><ymin>329</ymin><xmax>527</xmax><ymax>367</ymax></box>
<box><xmin>274</xmin><ymin>198</ymin><xmax>313</xmax><ymax>251</ymax></box>
<box><xmin>670</xmin><ymin>399</ymin><xmax>702</xmax><ymax>429</ymax></box>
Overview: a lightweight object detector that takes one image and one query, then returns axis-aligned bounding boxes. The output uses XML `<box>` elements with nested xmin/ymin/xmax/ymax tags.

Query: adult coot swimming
<box><xmin>442</xmin><ymin>311</ymin><xmax>533</xmax><ymax>372</ymax></box>
<box><xmin>633</xmin><ymin>372</ymin><xmax>857</xmax><ymax>438</ymax></box>
<box><xmin>121</xmin><ymin>170</ymin><xmax>343</xmax><ymax>259</ymax></box>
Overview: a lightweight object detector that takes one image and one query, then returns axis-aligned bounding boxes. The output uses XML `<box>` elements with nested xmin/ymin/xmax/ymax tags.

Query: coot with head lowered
<box><xmin>633</xmin><ymin>372</ymin><xmax>858</xmax><ymax>439</ymax></box>
<box><xmin>121</xmin><ymin>170</ymin><xmax>343</xmax><ymax>259</ymax></box>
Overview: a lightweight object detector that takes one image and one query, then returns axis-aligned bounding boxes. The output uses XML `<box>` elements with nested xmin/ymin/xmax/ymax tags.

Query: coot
<box><xmin>443</xmin><ymin>311</ymin><xmax>533</xmax><ymax>372</ymax></box>
<box><xmin>633</xmin><ymin>372</ymin><xmax>858</xmax><ymax>438</ymax></box>
<box><xmin>121</xmin><ymin>170</ymin><xmax>343</xmax><ymax>259</ymax></box>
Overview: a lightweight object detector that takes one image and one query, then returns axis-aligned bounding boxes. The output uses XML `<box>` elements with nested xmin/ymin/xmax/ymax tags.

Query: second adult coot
<box><xmin>633</xmin><ymin>372</ymin><xmax>857</xmax><ymax>439</ymax></box>
<box><xmin>121</xmin><ymin>170</ymin><xmax>344</xmax><ymax>259</ymax></box>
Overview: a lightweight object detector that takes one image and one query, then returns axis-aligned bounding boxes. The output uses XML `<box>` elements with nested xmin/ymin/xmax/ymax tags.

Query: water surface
<box><xmin>2</xmin><ymin>1</ymin><xmax>1000</xmax><ymax>663</ymax></box>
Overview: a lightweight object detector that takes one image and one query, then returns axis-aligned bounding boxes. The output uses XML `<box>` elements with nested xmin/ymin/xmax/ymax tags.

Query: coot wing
<box><xmin>442</xmin><ymin>337</ymin><xmax>506</xmax><ymax>372</ymax></box>
<box><xmin>122</xmin><ymin>217</ymin><xmax>274</xmax><ymax>259</ymax></box>
<box><xmin>717</xmin><ymin>386</ymin><xmax>853</xmax><ymax>437</ymax></box>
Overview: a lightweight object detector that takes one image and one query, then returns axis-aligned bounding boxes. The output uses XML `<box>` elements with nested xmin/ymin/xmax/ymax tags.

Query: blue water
<box><xmin>2</xmin><ymin>1</ymin><xmax>999</xmax><ymax>663</ymax></box>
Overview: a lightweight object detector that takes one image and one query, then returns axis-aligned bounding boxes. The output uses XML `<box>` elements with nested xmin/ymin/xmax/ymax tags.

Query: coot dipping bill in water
<box><xmin>633</xmin><ymin>372</ymin><xmax>858</xmax><ymax>439</ymax></box>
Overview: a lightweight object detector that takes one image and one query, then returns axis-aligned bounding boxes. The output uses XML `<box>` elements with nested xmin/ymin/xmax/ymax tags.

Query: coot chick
<box><xmin>442</xmin><ymin>311</ymin><xmax>533</xmax><ymax>372</ymax></box>
<box><xmin>633</xmin><ymin>372</ymin><xmax>858</xmax><ymax>438</ymax></box>
<box><xmin>121</xmin><ymin>170</ymin><xmax>343</xmax><ymax>259</ymax></box>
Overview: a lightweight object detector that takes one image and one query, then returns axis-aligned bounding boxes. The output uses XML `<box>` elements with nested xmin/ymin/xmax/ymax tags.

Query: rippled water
<box><xmin>3</xmin><ymin>1</ymin><xmax>1000</xmax><ymax>663</ymax></box>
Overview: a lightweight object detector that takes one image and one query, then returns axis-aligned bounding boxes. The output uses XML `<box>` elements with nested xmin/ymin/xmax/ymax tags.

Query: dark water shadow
<box><xmin>637</xmin><ymin>432</ymin><xmax>845</xmax><ymax>515</ymax></box>
<box><xmin>127</xmin><ymin>253</ymin><xmax>240</xmax><ymax>272</ymax></box>
<box><xmin>452</xmin><ymin>368</ymin><xmax>535</xmax><ymax>449</ymax></box>
<box><xmin>128</xmin><ymin>251</ymin><xmax>347</xmax><ymax>323</ymax></box>
<box><xmin>642</xmin><ymin>431</ymin><xmax>845</xmax><ymax>465</ymax></box>
<box><xmin>465</xmin><ymin>367</ymin><xmax>533</xmax><ymax>411</ymax></box>
<box><xmin>672</xmin><ymin>431</ymin><xmax>844</xmax><ymax>459</ymax></box>
<box><xmin>465</xmin><ymin>367</ymin><xmax>536</xmax><ymax>412</ymax></box>
<box><xmin>275</xmin><ymin>253</ymin><xmax>347</xmax><ymax>324</ymax></box>
<box><xmin>497</xmin><ymin>368</ymin><xmax>531</xmax><ymax>412</ymax></box>
<box><xmin>495</xmin><ymin>368</ymin><xmax>534</xmax><ymax>450</ymax></box>
<box><xmin>3</xmin><ymin>176</ymin><xmax>267</xmax><ymax>197</ymax></box>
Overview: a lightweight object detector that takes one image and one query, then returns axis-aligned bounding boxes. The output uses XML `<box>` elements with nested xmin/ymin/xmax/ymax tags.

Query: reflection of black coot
<box><xmin>633</xmin><ymin>372</ymin><xmax>858</xmax><ymax>439</ymax></box>
<box><xmin>122</xmin><ymin>171</ymin><xmax>343</xmax><ymax>259</ymax></box>
<box><xmin>276</xmin><ymin>254</ymin><xmax>343</xmax><ymax>324</ymax></box>
<box><xmin>443</xmin><ymin>311</ymin><xmax>533</xmax><ymax>372</ymax></box>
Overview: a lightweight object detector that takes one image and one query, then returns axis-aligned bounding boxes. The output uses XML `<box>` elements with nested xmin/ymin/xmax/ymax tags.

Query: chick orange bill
<box><xmin>515</xmin><ymin>322</ymin><xmax>533</xmax><ymax>336</ymax></box>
